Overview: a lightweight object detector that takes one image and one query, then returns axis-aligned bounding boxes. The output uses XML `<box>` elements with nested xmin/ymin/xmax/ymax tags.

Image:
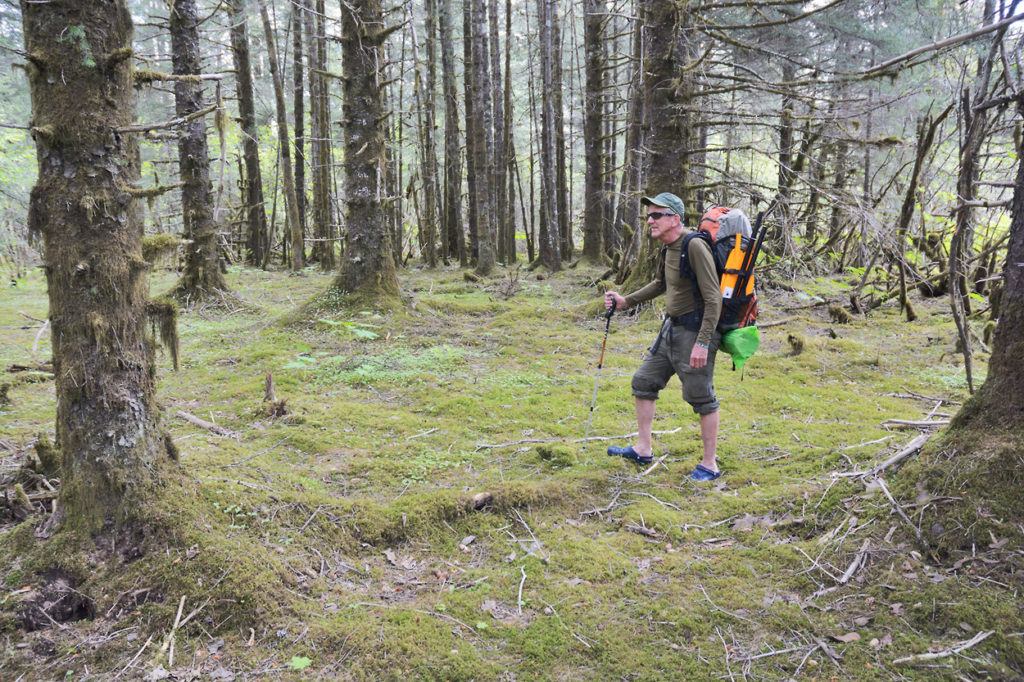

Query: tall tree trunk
<box><xmin>229</xmin><ymin>0</ymin><xmax>269</xmax><ymax>267</ymax></box>
<box><xmin>292</xmin><ymin>1</ymin><xmax>308</xmax><ymax>249</ymax></box>
<box><xmin>949</xmin><ymin>5</ymin><xmax>1005</xmax><ymax>392</ymax></box>
<box><xmin>332</xmin><ymin>0</ymin><xmax>400</xmax><ymax>303</ymax></box>
<box><xmin>641</xmin><ymin>0</ymin><xmax>696</xmax><ymax>216</ymax></box>
<box><xmin>773</xmin><ymin>62</ymin><xmax>797</xmax><ymax>259</ymax></box>
<box><xmin>618</xmin><ymin>0</ymin><xmax>689</xmax><ymax>291</ymax></box>
<box><xmin>415</xmin><ymin>1</ymin><xmax>440</xmax><ymax>267</ymax></box>
<box><xmin>602</xmin><ymin>13</ymin><xmax>619</xmax><ymax>259</ymax></box>
<box><xmin>581</xmin><ymin>0</ymin><xmax>605</xmax><ymax>263</ymax></box>
<box><xmin>551</xmin><ymin>1</ymin><xmax>571</xmax><ymax>259</ymax></box>
<box><xmin>502</xmin><ymin>0</ymin><xmax>516</xmax><ymax>262</ymax></box>
<box><xmin>488</xmin><ymin>0</ymin><xmax>508</xmax><ymax>264</ymax></box>
<box><xmin>463</xmin><ymin>0</ymin><xmax>479</xmax><ymax>265</ymax></box>
<box><xmin>953</xmin><ymin>130</ymin><xmax>1024</xmax><ymax>429</ymax></box>
<box><xmin>536</xmin><ymin>0</ymin><xmax>561</xmax><ymax>271</ymax></box>
<box><xmin>258</xmin><ymin>0</ymin><xmax>304</xmax><ymax>270</ymax></box>
<box><xmin>471</xmin><ymin>0</ymin><xmax>496</xmax><ymax>276</ymax></box>
<box><xmin>308</xmin><ymin>0</ymin><xmax>335</xmax><ymax>269</ymax></box>
<box><xmin>438</xmin><ymin>0</ymin><xmax>464</xmax><ymax>265</ymax></box>
<box><xmin>171</xmin><ymin>0</ymin><xmax>229</xmax><ymax>299</ymax></box>
<box><xmin>22</xmin><ymin>0</ymin><xmax>176</xmax><ymax>532</ymax></box>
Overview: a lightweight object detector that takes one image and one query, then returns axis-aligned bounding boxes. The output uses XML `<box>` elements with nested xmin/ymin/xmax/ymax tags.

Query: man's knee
<box><xmin>689</xmin><ymin>399</ymin><xmax>719</xmax><ymax>415</ymax></box>
<box><xmin>631</xmin><ymin>372</ymin><xmax>663</xmax><ymax>401</ymax></box>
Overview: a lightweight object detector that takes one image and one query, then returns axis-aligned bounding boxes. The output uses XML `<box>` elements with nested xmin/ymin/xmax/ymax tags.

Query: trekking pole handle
<box><xmin>604</xmin><ymin>305</ymin><xmax>615</xmax><ymax>320</ymax></box>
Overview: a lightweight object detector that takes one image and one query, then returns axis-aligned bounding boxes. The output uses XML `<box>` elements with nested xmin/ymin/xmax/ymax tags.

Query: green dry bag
<box><xmin>720</xmin><ymin>325</ymin><xmax>760</xmax><ymax>372</ymax></box>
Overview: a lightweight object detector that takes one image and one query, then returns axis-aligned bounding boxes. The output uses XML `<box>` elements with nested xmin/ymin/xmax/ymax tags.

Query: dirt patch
<box><xmin>16</xmin><ymin>568</ymin><xmax>95</xmax><ymax>632</ymax></box>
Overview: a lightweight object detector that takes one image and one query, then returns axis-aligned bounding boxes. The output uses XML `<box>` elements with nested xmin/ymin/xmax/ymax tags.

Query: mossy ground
<box><xmin>1</xmin><ymin>263</ymin><xmax>1021</xmax><ymax>680</ymax></box>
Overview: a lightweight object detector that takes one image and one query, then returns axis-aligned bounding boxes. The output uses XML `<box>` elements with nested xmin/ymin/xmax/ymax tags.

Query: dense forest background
<box><xmin>1</xmin><ymin>0</ymin><xmax>1023</xmax><ymax>679</ymax></box>
<box><xmin>1</xmin><ymin>0</ymin><xmax>1019</xmax><ymax>299</ymax></box>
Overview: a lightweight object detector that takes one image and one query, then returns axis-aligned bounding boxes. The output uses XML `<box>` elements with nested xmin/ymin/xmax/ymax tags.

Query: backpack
<box><xmin>678</xmin><ymin>206</ymin><xmax>761</xmax><ymax>332</ymax></box>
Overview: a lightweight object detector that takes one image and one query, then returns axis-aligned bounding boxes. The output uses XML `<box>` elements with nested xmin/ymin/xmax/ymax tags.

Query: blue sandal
<box><xmin>607</xmin><ymin>445</ymin><xmax>653</xmax><ymax>465</ymax></box>
<box><xmin>689</xmin><ymin>464</ymin><xmax>722</xmax><ymax>481</ymax></box>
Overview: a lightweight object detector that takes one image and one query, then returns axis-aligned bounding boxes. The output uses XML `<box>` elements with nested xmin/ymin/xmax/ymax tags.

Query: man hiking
<box><xmin>604</xmin><ymin>192</ymin><xmax>723</xmax><ymax>481</ymax></box>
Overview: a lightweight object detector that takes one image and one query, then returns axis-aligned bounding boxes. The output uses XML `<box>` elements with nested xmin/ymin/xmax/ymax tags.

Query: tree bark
<box><xmin>551</xmin><ymin>1</ymin><xmax>571</xmax><ymax>260</ymax></box>
<box><xmin>22</xmin><ymin>0</ymin><xmax>176</xmax><ymax>532</ymax></box>
<box><xmin>438</xmin><ymin>0</ymin><xmax>464</xmax><ymax>266</ymax></box>
<box><xmin>951</xmin><ymin>111</ymin><xmax>1024</xmax><ymax>431</ymax></box>
<box><xmin>469</xmin><ymin>0</ymin><xmax>496</xmax><ymax>275</ymax></box>
<box><xmin>536</xmin><ymin>0</ymin><xmax>561</xmax><ymax>271</ymax></box>
<box><xmin>581</xmin><ymin>0</ymin><xmax>605</xmax><ymax>263</ymax></box>
<box><xmin>292</xmin><ymin>1</ymin><xmax>308</xmax><ymax>247</ymax></box>
<box><xmin>488</xmin><ymin>0</ymin><xmax>509</xmax><ymax>264</ymax></box>
<box><xmin>170</xmin><ymin>0</ymin><xmax>229</xmax><ymax>299</ymax></box>
<box><xmin>308</xmin><ymin>0</ymin><xmax>335</xmax><ymax>269</ymax></box>
<box><xmin>415</xmin><ymin>0</ymin><xmax>440</xmax><ymax>267</ymax></box>
<box><xmin>258</xmin><ymin>0</ymin><xmax>304</xmax><ymax>270</ymax></box>
<box><xmin>332</xmin><ymin>0</ymin><xmax>401</xmax><ymax>304</ymax></box>
<box><xmin>229</xmin><ymin>0</ymin><xmax>269</xmax><ymax>267</ymax></box>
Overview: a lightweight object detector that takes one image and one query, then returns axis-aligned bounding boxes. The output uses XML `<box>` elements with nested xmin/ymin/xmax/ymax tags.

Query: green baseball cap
<box><xmin>641</xmin><ymin>192</ymin><xmax>685</xmax><ymax>219</ymax></box>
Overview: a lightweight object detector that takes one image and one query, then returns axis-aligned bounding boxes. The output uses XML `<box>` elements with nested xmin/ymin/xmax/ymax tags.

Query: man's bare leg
<box><xmin>699</xmin><ymin>410</ymin><xmax>719</xmax><ymax>472</ymax></box>
<box><xmin>634</xmin><ymin>397</ymin><xmax>656</xmax><ymax>457</ymax></box>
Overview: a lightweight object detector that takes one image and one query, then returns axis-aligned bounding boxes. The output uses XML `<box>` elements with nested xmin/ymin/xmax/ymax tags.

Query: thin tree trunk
<box><xmin>488</xmin><ymin>0</ymin><xmax>508</xmax><ymax>264</ymax></box>
<box><xmin>293</xmin><ymin>1</ymin><xmax>307</xmax><ymax>248</ymax></box>
<box><xmin>551</xmin><ymin>1</ymin><xmax>571</xmax><ymax>259</ymax></box>
<box><xmin>536</xmin><ymin>0</ymin><xmax>561</xmax><ymax>271</ymax></box>
<box><xmin>471</xmin><ymin>0</ymin><xmax>496</xmax><ymax>276</ymax></box>
<box><xmin>171</xmin><ymin>0</ymin><xmax>228</xmax><ymax>299</ymax></box>
<box><xmin>463</xmin><ymin>0</ymin><xmax>479</xmax><ymax>265</ymax></box>
<box><xmin>229</xmin><ymin>0</ymin><xmax>269</xmax><ymax>266</ymax></box>
<box><xmin>438</xmin><ymin>0</ymin><xmax>464</xmax><ymax>265</ymax></box>
<box><xmin>502</xmin><ymin>0</ymin><xmax>516</xmax><ymax>262</ymax></box>
<box><xmin>258</xmin><ymin>0</ymin><xmax>304</xmax><ymax>270</ymax></box>
<box><xmin>414</xmin><ymin>3</ymin><xmax>439</xmax><ymax>267</ymax></box>
<box><xmin>309</xmin><ymin>0</ymin><xmax>335</xmax><ymax>269</ymax></box>
<box><xmin>581</xmin><ymin>0</ymin><xmax>605</xmax><ymax>263</ymax></box>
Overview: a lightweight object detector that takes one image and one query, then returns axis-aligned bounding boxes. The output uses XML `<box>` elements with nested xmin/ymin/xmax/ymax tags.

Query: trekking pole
<box><xmin>734</xmin><ymin>201</ymin><xmax>780</xmax><ymax>299</ymax></box>
<box><xmin>583</xmin><ymin>305</ymin><xmax>615</xmax><ymax>448</ymax></box>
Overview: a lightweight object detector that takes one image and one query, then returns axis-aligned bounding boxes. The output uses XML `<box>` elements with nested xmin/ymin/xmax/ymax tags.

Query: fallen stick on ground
<box><xmin>893</xmin><ymin>630</ymin><xmax>994</xmax><ymax>665</ymax></box>
<box><xmin>176</xmin><ymin>410</ymin><xmax>240</xmax><ymax>438</ymax></box>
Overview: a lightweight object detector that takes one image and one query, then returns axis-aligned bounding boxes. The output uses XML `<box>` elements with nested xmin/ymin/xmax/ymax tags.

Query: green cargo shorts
<box><xmin>631</xmin><ymin>319</ymin><xmax>721</xmax><ymax>414</ymax></box>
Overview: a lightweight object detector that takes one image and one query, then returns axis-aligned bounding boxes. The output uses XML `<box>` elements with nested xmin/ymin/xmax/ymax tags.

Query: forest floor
<box><xmin>1</xmin><ymin>261</ymin><xmax>1022</xmax><ymax>681</ymax></box>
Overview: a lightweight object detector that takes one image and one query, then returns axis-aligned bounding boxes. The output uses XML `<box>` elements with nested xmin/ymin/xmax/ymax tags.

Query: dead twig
<box><xmin>893</xmin><ymin>630</ymin><xmax>994</xmax><ymax>665</ymax></box>
<box><xmin>877</xmin><ymin>477</ymin><xmax>930</xmax><ymax>551</ymax></box>
<box><xmin>176</xmin><ymin>410</ymin><xmax>240</xmax><ymax>438</ymax></box>
<box><xmin>475</xmin><ymin>428</ymin><xmax>681</xmax><ymax>451</ymax></box>
<box><xmin>880</xmin><ymin>419</ymin><xmax>949</xmax><ymax>430</ymax></box>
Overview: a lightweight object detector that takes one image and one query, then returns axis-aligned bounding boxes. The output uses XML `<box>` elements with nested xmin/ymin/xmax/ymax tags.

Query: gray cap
<box><xmin>641</xmin><ymin>192</ymin><xmax>685</xmax><ymax>219</ymax></box>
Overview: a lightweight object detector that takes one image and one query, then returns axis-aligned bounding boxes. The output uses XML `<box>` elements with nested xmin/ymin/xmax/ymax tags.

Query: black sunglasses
<box><xmin>646</xmin><ymin>212</ymin><xmax>675</xmax><ymax>220</ymax></box>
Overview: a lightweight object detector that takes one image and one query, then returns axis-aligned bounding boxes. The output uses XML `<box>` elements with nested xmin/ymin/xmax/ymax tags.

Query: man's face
<box><xmin>646</xmin><ymin>208</ymin><xmax>680</xmax><ymax>243</ymax></box>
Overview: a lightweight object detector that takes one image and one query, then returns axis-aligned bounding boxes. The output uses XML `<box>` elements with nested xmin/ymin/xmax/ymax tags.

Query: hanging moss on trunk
<box><xmin>146</xmin><ymin>297</ymin><xmax>180</xmax><ymax>370</ymax></box>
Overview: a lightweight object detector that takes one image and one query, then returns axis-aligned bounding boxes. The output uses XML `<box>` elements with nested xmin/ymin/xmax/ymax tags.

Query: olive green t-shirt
<box><xmin>623</xmin><ymin>234</ymin><xmax>722</xmax><ymax>347</ymax></box>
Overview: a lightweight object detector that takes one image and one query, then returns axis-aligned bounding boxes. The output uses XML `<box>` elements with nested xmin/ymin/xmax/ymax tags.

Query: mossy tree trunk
<box><xmin>22</xmin><ymin>0</ymin><xmax>176</xmax><ymax>533</ymax></box>
<box><xmin>951</xmin><ymin>132</ymin><xmax>1024</xmax><ymax>432</ymax></box>
<box><xmin>331</xmin><ymin>0</ymin><xmax>400</xmax><ymax>304</ymax></box>
<box><xmin>170</xmin><ymin>0</ymin><xmax>229</xmax><ymax>300</ymax></box>
<box><xmin>229</xmin><ymin>0</ymin><xmax>270</xmax><ymax>267</ymax></box>
<box><xmin>618</xmin><ymin>0</ymin><xmax>695</xmax><ymax>292</ymax></box>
